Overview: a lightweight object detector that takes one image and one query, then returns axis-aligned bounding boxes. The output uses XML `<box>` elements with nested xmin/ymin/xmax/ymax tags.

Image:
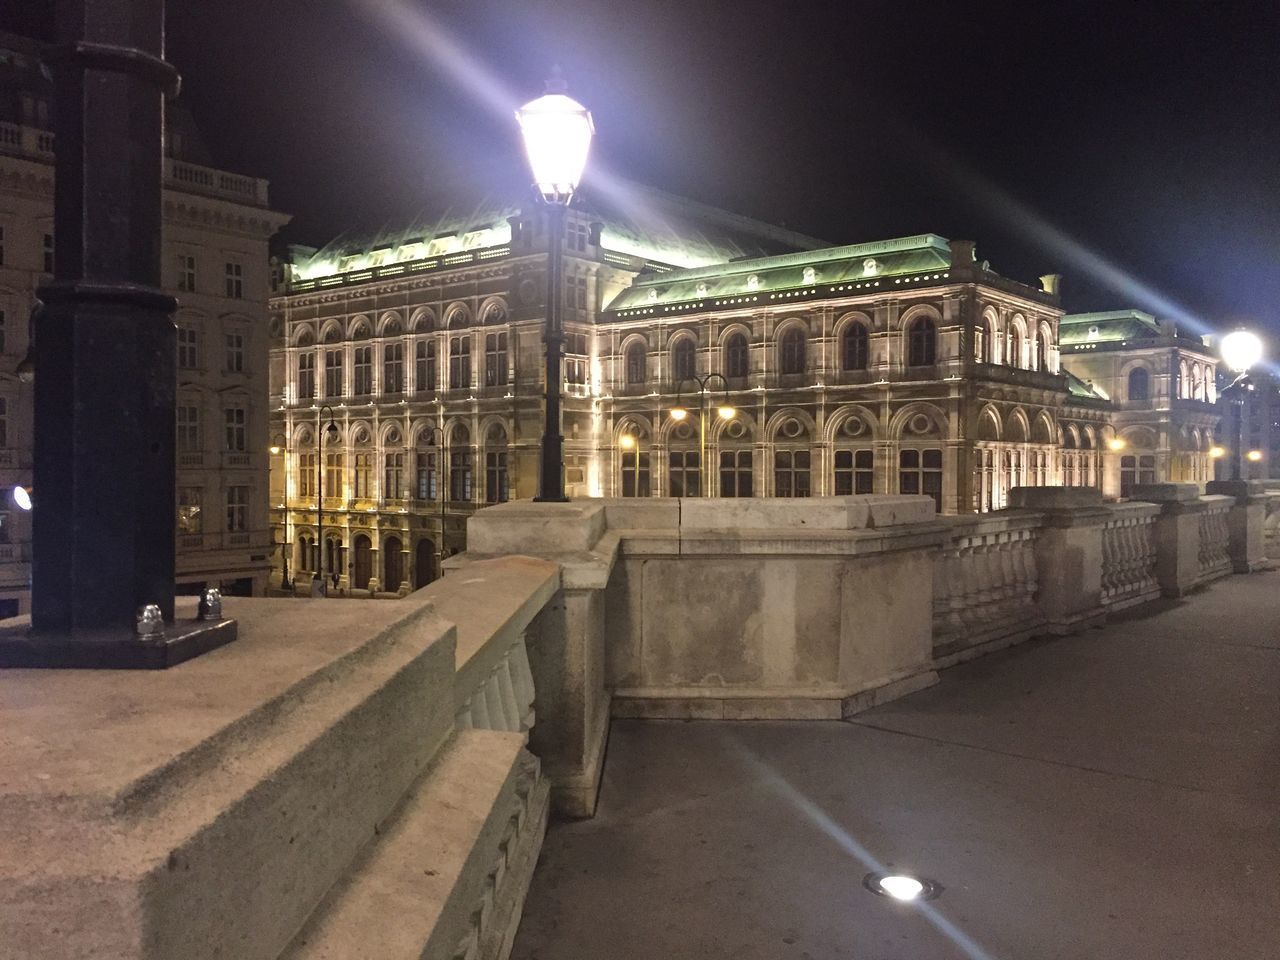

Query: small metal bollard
<box><xmin>136</xmin><ymin>603</ymin><xmax>165</xmax><ymax>640</ymax></box>
<box><xmin>198</xmin><ymin>587</ymin><xmax>223</xmax><ymax>622</ymax></box>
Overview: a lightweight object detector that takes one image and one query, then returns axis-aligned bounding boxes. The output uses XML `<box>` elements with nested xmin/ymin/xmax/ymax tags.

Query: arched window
<box><xmin>841</xmin><ymin>323</ymin><xmax>869</xmax><ymax>371</ymax></box>
<box><xmin>724</xmin><ymin>333</ymin><xmax>748</xmax><ymax>378</ymax></box>
<box><xmin>449</xmin><ymin>336</ymin><xmax>471</xmax><ymax>389</ymax></box>
<box><xmin>1037</xmin><ymin>325</ymin><xmax>1052</xmax><ymax>371</ymax></box>
<box><xmin>779</xmin><ymin>328</ymin><xmax>806</xmax><ymax>375</ymax></box>
<box><xmin>907</xmin><ymin>317</ymin><xmax>937</xmax><ymax>367</ymax></box>
<box><xmin>672</xmin><ymin>337</ymin><xmax>696</xmax><ymax>382</ymax></box>
<box><xmin>1009</xmin><ymin>326</ymin><xmax>1025</xmax><ymax>369</ymax></box>
<box><xmin>1128</xmin><ymin>367</ymin><xmax>1150</xmax><ymax>402</ymax></box>
<box><xmin>625</xmin><ymin>342</ymin><xmax>647</xmax><ymax>385</ymax></box>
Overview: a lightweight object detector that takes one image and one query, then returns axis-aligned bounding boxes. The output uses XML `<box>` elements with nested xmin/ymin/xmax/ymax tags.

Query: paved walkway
<box><xmin>512</xmin><ymin>571</ymin><xmax>1280</xmax><ymax>960</ymax></box>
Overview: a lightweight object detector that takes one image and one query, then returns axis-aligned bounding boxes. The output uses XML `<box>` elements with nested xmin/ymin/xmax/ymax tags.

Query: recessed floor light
<box><xmin>863</xmin><ymin>872</ymin><xmax>941</xmax><ymax>902</ymax></box>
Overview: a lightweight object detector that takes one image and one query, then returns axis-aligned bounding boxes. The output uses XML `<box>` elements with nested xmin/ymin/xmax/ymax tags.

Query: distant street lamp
<box><xmin>670</xmin><ymin>373</ymin><xmax>736</xmax><ymax>497</ymax></box>
<box><xmin>418</xmin><ymin>425</ymin><xmax>447</xmax><ymax>579</ymax></box>
<box><xmin>1219</xmin><ymin>329</ymin><xmax>1264</xmax><ymax>482</ymax></box>
<box><xmin>517</xmin><ymin>76</ymin><xmax>594</xmax><ymax>502</ymax></box>
<box><xmin>270</xmin><ymin>434</ymin><xmax>290</xmax><ymax>591</ymax></box>
<box><xmin>315</xmin><ymin>405</ymin><xmax>339</xmax><ymax>596</ymax></box>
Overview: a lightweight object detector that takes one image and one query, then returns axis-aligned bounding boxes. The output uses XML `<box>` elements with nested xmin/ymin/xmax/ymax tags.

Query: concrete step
<box><xmin>283</xmin><ymin>729</ymin><xmax>550</xmax><ymax>960</ymax></box>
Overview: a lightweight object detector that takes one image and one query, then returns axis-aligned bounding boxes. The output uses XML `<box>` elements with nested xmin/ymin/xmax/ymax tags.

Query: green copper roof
<box><xmin>1059</xmin><ymin>310</ymin><xmax>1162</xmax><ymax>346</ymax></box>
<box><xmin>606</xmin><ymin>234</ymin><xmax>956</xmax><ymax>312</ymax></box>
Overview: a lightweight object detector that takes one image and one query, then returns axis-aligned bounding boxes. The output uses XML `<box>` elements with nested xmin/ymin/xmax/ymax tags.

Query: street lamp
<box><xmin>670</xmin><ymin>374</ymin><xmax>736</xmax><ymax>497</ymax></box>
<box><xmin>418</xmin><ymin>425</ymin><xmax>447</xmax><ymax>580</ymax></box>
<box><xmin>1219</xmin><ymin>328</ymin><xmax>1263</xmax><ymax>481</ymax></box>
<box><xmin>270</xmin><ymin>434</ymin><xmax>291</xmax><ymax>591</ymax></box>
<box><xmin>315</xmin><ymin>406</ymin><xmax>339</xmax><ymax>596</ymax></box>
<box><xmin>517</xmin><ymin>76</ymin><xmax>594</xmax><ymax>503</ymax></box>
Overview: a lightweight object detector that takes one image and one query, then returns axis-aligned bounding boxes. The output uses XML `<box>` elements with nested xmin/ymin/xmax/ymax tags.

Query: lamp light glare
<box><xmin>269</xmin><ymin>444</ymin><xmax>282</xmax><ymax>455</ymax></box>
<box><xmin>1247</xmin><ymin>449</ymin><xmax>1263</xmax><ymax>462</ymax></box>
<box><xmin>516</xmin><ymin>92</ymin><xmax>594</xmax><ymax>204</ymax></box>
<box><xmin>1108</xmin><ymin>438</ymin><xmax>1127</xmax><ymax>452</ymax></box>
<box><xmin>670</xmin><ymin>407</ymin><xmax>688</xmax><ymax>422</ymax></box>
<box><xmin>863</xmin><ymin>872</ymin><xmax>939</xmax><ymax>902</ymax></box>
<box><xmin>1220</xmin><ymin>329</ymin><xmax>1263</xmax><ymax>374</ymax></box>
<box><xmin>619</xmin><ymin>434</ymin><xmax>636</xmax><ymax>450</ymax></box>
<box><xmin>1209</xmin><ymin>445</ymin><xmax>1226</xmax><ymax>459</ymax></box>
<box><xmin>12</xmin><ymin>486</ymin><xmax>31</xmax><ymax>511</ymax></box>
<box><xmin>717</xmin><ymin>405</ymin><xmax>737</xmax><ymax>420</ymax></box>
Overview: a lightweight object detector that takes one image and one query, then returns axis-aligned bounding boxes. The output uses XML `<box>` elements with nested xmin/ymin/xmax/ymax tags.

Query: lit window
<box><xmin>177</xmin><ymin>487</ymin><xmax>202</xmax><ymax>534</ymax></box>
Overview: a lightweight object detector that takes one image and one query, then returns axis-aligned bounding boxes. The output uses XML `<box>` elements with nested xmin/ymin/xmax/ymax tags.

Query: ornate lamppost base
<box><xmin>0</xmin><ymin>619</ymin><xmax>238</xmax><ymax>670</ymax></box>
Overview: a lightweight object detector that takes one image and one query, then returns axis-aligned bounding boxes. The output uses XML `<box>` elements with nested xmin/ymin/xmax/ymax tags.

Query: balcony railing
<box><xmin>178</xmin><ymin>452</ymin><xmax>205</xmax><ymax>469</ymax></box>
<box><xmin>223</xmin><ymin>452</ymin><xmax>253</xmax><ymax>469</ymax></box>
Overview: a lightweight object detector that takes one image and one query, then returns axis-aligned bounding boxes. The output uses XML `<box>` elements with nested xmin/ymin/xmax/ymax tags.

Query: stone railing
<box><xmin>1197</xmin><ymin>499</ymin><xmax>1232</xmax><ymax>583</ymax></box>
<box><xmin>1100</xmin><ymin>502</ymin><xmax>1160</xmax><ymax>609</ymax></box>
<box><xmin>933</xmin><ymin>513</ymin><xmax>1043</xmax><ymax>664</ymax></box>
<box><xmin>1261</xmin><ymin>488</ymin><xmax>1280</xmax><ymax>560</ymax></box>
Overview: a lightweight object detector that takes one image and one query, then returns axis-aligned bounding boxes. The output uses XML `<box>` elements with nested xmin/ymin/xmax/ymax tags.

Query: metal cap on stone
<box><xmin>136</xmin><ymin>604</ymin><xmax>165</xmax><ymax>640</ymax></box>
<box><xmin>197</xmin><ymin>587</ymin><xmax>223</xmax><ymax>622</ymax></box>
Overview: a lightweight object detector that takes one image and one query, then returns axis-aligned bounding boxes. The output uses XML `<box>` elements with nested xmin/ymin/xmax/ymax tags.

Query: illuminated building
<box><xmin>0</xmin><ymin>31</ymin><xmax>290</xmax><ymax>614</ymax></box>
<box><xmin>268</xmin><ymin>197</ymin><xmax>1222</xmax><ymax>594</ymax></box>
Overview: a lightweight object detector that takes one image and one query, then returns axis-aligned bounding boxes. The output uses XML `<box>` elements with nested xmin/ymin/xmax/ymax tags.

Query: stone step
<box><xmin>283</xmin><ymin>729</ymin><xmax>550</xmax><ymax>960</ymax></box>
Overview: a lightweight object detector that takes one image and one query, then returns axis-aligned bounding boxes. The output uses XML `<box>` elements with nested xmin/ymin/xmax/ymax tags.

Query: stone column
<box><xmin>1009</xmin><ymin>487</ymin><xmax>1109</xmax><ymax>632</ymax></box>
<box><xmin>1132</xmin><ymin>483</ymin><xmax>1205</xmax><ymax>597</ymax></box>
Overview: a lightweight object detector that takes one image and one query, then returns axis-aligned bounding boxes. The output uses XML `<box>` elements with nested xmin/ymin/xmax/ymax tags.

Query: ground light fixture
<box><xmin>863</xmin><ymin>872</ymin><xmax>941</xmax><ymax>902</ymax></box>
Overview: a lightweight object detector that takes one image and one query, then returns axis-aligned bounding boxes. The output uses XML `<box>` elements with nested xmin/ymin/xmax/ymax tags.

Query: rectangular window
<box><xmin>834</xmin><ymin>449</ymin><xmax>874</xmax><ymax>495</ymax></box>
<box><xmin>899</xmin><ymin>448</ymin><xmax>943</xmax><ymax>511</ymax></box>
<box><xmin>177</xmin><ymin>326</ymin><xmax>199</xmax><ymax>368</ymax></box>
<box><xmin>177</xmin><ymin>487</ymin><xmax>202</xmax><ymax>534</ymax></box>
<box><xmin>668</xmin><ymin>450</ymin><xmax>701</xmax><ymax>497</ymax></box>
<box><xmin>299</xmin><ymin>451</ymin><xmax>316</xmax><ymax>498</ymax></box>
<box><xmin>224</xmin><ymin>407</ymin><xmax>246</xmax><ymax>451</ymax></box>
<box><xmin>353</xmin><ymin>346</ymin><xmax>372</xmax><ymax>395</ymax></box>
<box><xmin>224</xmin><ymin>261</ymin><xmax>243</xmax><ymax>299</ymax></box>
<box><xmin>449</xmin><ymin>337</ymin><xmax>472</xmax><ymax>389</ymax></box>
<box><xmin>297</xmin><ymin>351</ymin><xmax>315</xmax><ymax>400</ymax></box>
<box><xmin>484</xmin><ymin>333</ymin><xmax>508</xmax><ymax>387</ymax></box>
<box><xmin>485</xmin><ymin>451</ymin><xmax>509</xmax><ymax>503</ymax></box>
<box><xmin>177</xmin><ymin>254</ymin><xmax>196</xmax><ymax>293</ymax></box>
<box><xmin>225</xmin><ymin>485</ymin><xmax>248</xmax><ymax>532</ymax></box>
<box><xmin>565</xmin><ymin>332</ymin><xmax>588</xmax><ymax>385</ymax></box>
<box><xmin>324</xmin><ymin>452</ymin><xmax>343</xmax><ymax>498</ymax></box>
<box><xmin>43</xmin><ymin>233</ymin><xmax>53</xmax><ymax>274</ymax></box>
<box><xmin>225</xmin><ymin>332</ymin><xmax>245</xmax><ymax>373</ymax></box>
<box><xmin>353</xmin><ymin>452</ymin><xmax>373</xmax><ymax>498</ymax></box>
<box><xmin>621</xmin><ymin>450</ymin><xmax>650</xmax><ymax>498</ymax></box>
<box><xmin>416</xmin><ymin>451</ymin><xmax>438</xmax><ymax>499</ymax></box>
<box><xmin>415</xmin><ymin>340</ymin><xmax>436</xmax><ymax>392</ymax></box>
<box><xmin>565</xmin><ymin>276</ymin><xmax>589</xmax><ymax>310</ymax></box>
<box><xmin>177</xmin><ymin>404</ymin><xmax>200</xmax><ymax>452</ymax></box>
<box><xmin>774</xmin><ymin>450</ymin><xmax>811</xmax><ymax>497</ymax></box>
<box><xmin>384</xmin><ymin>452</ymin><xmax>405</xmax><ymax>500</ymax></box>
<box><xmin>450</xmin><ymin>451</ymin><xmax>473</xmax><ymax>501</ymax></box>
<box><xmin>324</xmin><ymin>349</ymin><xmax>343</xmax><ymax>398</ymax></box>
<box><xmin>383</xmin><ymin>342</ymin><xmax>404</xmax><ymax>394</ymax></box>
<box><xmin>719</xmin><ymin>450</ymin><xmax>753</xmax><ymax>497</ymax></box>
<box><xmin>567</xmin><ymin>221</ymin><xmax>589</xmax><ymax>252</ymax></box>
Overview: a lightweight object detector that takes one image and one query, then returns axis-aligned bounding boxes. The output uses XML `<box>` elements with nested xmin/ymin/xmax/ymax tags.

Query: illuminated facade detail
<box><xmin>0</xmin><ymin>33</ymin><xmax>290</xmax><ymax>614</ymax></box>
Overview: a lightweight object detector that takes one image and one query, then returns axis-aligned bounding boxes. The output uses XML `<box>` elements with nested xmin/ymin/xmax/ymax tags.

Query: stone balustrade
<box><xmin>1100</xmin><ymin>502</ymin><xmax>1161</xmax><ymax>608</ymax></box>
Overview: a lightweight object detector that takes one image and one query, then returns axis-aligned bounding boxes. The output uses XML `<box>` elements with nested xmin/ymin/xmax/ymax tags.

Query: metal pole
<box><xmin>1232</xmin><ymin>386</ymin><xmax>1244</xmax><ymax>482</ymax></box>
<box><xmin>535</xmin><ymin>202</ymin><xmax>567</xmax><ymax>502</ymax></box>
<box><xmin>699</xmin><ymin>388</ymin><xmax>708</xmax><ymax>498</ymax></box>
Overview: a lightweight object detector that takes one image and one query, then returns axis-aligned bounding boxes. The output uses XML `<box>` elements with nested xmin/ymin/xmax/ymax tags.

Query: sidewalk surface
<box><xmin>512</xmin><ymin>571</ymin><xmax>1280</xmax><ymax>960</ymax></box>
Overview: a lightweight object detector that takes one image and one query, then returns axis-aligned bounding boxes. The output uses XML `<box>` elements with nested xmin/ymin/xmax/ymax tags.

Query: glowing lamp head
<box><xmin>1209</xmin><ymin>445</ymin><xmax>1226</xmax><ymax>459</ymax></box>
<box><xmin>1247</xmin><ymin>449</ymin><xmax>1263</xmax><ymax>463</ymax></box>
<box><xmin>717</xmin><ymin>405</ymin><xmax>736</xmax><ymax>420</ymax></box>
<box><xmin>12</xmin><ymin>485</ymin><xmax>31</xmax><ymax>511</ymax></box>
<box><xmin>1220</xmin><ymin>329</ymin><xmax>1263</xmax><ymax>374</ymax></box>
<box><xmin>669</xmin><ymin>407</ymin><xmax>689</xmax><ymax>422</ymax></box>
<box><xmin>619</xmin><ymin>434</ymin><xmax>636</xmax><ymax>450</ymax></box>
<box><xmin>516</xmin><ymin>87</ymin><xmax>594</xmax><ymax>205</ymax></box>
<box><xmin>1108</xmin><ymin>438</ymin><xmax>1127</xmax><ymax>452</ymax></box>
<box><xmin>269</xmin><ymin>444</ymin><xmax>282</xmax><ymax>455</ymax></box>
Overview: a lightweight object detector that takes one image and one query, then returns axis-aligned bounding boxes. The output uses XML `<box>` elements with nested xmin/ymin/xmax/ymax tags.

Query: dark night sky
<box><xmin>7</xmin><ymin>1</ymin><xmax>1280</xmax><ymax>331</ymax></box>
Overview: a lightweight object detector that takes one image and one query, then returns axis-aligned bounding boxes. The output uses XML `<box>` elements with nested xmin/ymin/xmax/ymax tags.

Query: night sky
<box><xmin>7</xmin><ymin>1</ymin><xmax>1279</xmax><ymax>332</ymax></box>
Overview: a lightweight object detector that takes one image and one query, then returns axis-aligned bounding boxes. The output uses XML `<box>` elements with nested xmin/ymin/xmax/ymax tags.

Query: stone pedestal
<box><xmin>1010</xmin><ymin>487</ymin><xmax>1110</xmax><ymax>632</ymax></box>
<box><xmin>1132</xmin><ymin>483</ymin><xmax>1205</xmax><ymax>597</ymax></box>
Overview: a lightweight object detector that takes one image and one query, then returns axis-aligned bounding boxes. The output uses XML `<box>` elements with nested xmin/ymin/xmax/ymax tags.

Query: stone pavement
<box><xmin>511</xmin><ymin>570</ymin><xmax>1280</xmax><ymax>960</ymax></box>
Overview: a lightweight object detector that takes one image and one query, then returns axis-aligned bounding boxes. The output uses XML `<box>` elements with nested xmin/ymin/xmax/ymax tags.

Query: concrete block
<box><xmin>1009</xmin><ymin>486</ymin><xmax>1103</xmax><ymax>509</ymax></box>
<box><xmin>1131</xmin><ymin>482</ymin><xmax>1200</xmax><ymax>502</ymax></box>
<box><xmin>678</xmin><ymin>497</ymin><xmax>856</xmax><ymax>530</ymax></box>
<box><xmin>598</xmin><ymin>498</ymin><xmax>680</xmax><ymax>531</ymax></box>
<box><xmin>466</xmin><ymin>500</ymin><xmax>606</xmax><ymax>554</ymax></box>
<box><xmin>863</xmin><ymin>495</ymin><xmax>936</xmax><ymax>527</ymax></box>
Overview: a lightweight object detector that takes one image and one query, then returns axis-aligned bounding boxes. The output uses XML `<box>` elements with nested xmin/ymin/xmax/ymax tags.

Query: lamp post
<box><xmin>418</xmin><ymin>425</ymin><xmax>447</xmax><ymax>580</ymax></box>
<box><xmin>269</xmin><ymin>434</ymin><xmax>291</xmax><ymax>591</ymax></box>
<box><xmin>517</xmin><ymin>77</ymin><xmax>594</xmax><ymax>503</ymax></box>
<box><xmin>669</xmin><ymin>374</ymin><xmax>736</xmax><ymax>497</ymax></box>
<box><xmin>315</xmin><ymin>406</ymin><xmax>338</xmax><ymax>596</ymax></box>
<box><xmin>1219</xmin><ymin>329</ymin><xmax>1263</xmax><ymax>482</ymax></box>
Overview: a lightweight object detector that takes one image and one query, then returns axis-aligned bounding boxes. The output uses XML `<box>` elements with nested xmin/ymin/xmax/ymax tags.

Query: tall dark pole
<box><xmin>0</xmin><ymin>0</ymin><xmax>233</xmax><ymax>666</ymax></box>
<box><xmin>535</xmin><ymin>202</ymin><xmax>568</xmax><ymax>502</ymax></box>
<box><xmin>1231</xmin><ymin>383</ymin><xmax>1245</xmax><ymax>482</ymax></box>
